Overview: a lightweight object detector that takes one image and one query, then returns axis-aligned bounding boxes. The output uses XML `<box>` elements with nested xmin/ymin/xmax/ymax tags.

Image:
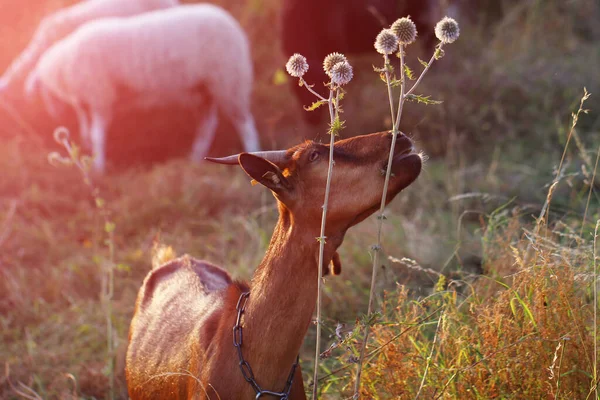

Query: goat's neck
<box><xmin>242</xmin><ymin>205</ymin><xmax>335</xmax><ymax>389</ymax></box>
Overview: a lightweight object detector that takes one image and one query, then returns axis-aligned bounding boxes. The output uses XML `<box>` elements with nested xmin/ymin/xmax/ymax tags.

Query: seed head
<box><xmin>391</xmin><ymin>17</ymin><xmax>417</xmax><ymax>45</ymax></box>
<box><xmin>435</xmin><ymin>16</ymin><xmax>460</xmax><ymax>44</ymax></box>
<box><xmin>323</xmin><ymin>52</ymin><xmax>347</xmax><ymax>76</ymax></box>
<box><xmin>53</xmin><ymin>126</ymin><xmax>70</xmax><ymax>145</ymax></box>
<box><xmin>286</xmin><ymin>53</ymin><xmax>309</xmax><ymax>78</ymax></box>
<box><xmin>330</xmin><ymin>61</ymin><xmax>353</xmax><ymax>86</ymax></box>
<box><xmin>374</xmin><ymin>29</ymin><xmax>399</xmax><ymax>54</ymax></box>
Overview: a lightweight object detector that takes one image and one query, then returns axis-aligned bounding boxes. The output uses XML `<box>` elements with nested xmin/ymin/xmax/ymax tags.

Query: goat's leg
<box><xmin>234</xmin><ymin>113</ymin><xmax>260</xmax><ymax>153</ymax></box>
<box><xmin>190</xmin><ymin>101</ymin><xmax>218</xmax><ymax>162</ymax></box>
<box><xmin>89</xmin><ymin>110</ymin><xmax>110</xmax><ymax>173</ymax></box>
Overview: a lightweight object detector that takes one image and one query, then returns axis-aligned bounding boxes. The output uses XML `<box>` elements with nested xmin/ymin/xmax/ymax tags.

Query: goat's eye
<box><xmin>309</xmin><ymin>151</ymin><xmax>320</xmax><ymax>162</ymax></box>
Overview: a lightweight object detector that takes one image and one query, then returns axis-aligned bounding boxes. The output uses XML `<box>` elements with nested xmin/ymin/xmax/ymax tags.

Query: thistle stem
<box><xmin>300</xmin><ymin>77</ymin><xmax>329</xmax><ymax>102</ymax></box>
<box><xmin>395</xmin><ymin>46</ymin><xmax>407</xmax><ymax>131</ymax></box>
<box><xmin>312</xmin><ymin>87</ymin><xmax>337</xmax><ymax>400</ymax></box>
<box><xmin>353</xmin><ymin>49</ymin><xmax>404</xmax><ymax>397</ymax></box>
<box><xmin>404</xmin><ymin>43</ymin><xmax>443</xmax><ymax>99</ymax></box>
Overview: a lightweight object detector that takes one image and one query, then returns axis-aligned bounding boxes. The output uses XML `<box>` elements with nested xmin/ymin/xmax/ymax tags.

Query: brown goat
<box><xmin>125</xmin><ymin>131</ymin><xmax>422</xmax><ymax>399</ymax></box>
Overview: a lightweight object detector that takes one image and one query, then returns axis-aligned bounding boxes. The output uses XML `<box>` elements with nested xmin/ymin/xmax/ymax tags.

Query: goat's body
<box><xmin>127</xmin><ymin>256</ymin><xmax>239</xmax><ymax>398</ymax></box>
<box><xmin>127</xmin><ymin>254</ymin><xmax>307</xmax><ymax>399</ymax></box>
<box><xmin>126</xmin><ymin>132</ymin><xmax>423</xmax><ymax>398</ymax></box>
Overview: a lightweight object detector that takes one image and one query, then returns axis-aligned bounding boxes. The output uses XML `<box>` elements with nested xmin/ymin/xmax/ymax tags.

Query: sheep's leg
<box><xmin>190</xmin><ymin>102</ymin><xmax>218</xmax><ymax>162</ymax></box>
<box><xmin>74</xmin><ymin>104</ymin><xmax>91</xmax><ymax>150</ymax></box>
<box><xmin>234</xmin><ymin>114</ymin><xmax>260</xmax><ymax>153</ymax></box>
<box><xmin>89</xmin><ymin>111</ymin><xmax>110</xmax><ymax>173</ymax></box>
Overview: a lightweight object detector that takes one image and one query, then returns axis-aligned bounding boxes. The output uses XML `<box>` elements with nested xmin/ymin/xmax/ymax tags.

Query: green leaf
<box><xmin>315</xmin><ymin>236</ymin><xmax>327</xmax><ymax>244</ymax></box>
<box><xmin>272</xmin><ymin>68</ymin><xmax>288</xmax><ymax>86</ymax></box>
<box><xmin>418</xmin><ymin>57</ymin><xmax>429</xmax><ymax>68</ymax></box>
<box><xmin>116</xmin><ymin>263</ymin><xmax>131</xmax><ymax>272</ymax></box>
<box><xmin>105</xmin><ymin>221</ymin><xmax>116</xmax><ymax>233</ymax></box>
<box><xmin>69</xmin><ymin>144</ymin><xmax>80</xmax><ymax>161</ymax></box>
<box><xmin>304</xmin><ymin>100</ymin><xmax>327</xmax><ymax>112</ymax></box>
<box><xmin>405</xmin><ymin>94</ymin><xmax>443</xmax><ymax>105</ymax></box>
<box><xmin>404</xmin><ymin>64</ymin><xmax>415</xmax><ymax>80</ymax></box>
<box><xmin>360</xmin><ymin>311</ymin><xmax>382</xmax><ymax>327</ymax></box>
<box><xmin>434</xmin><ymin>47</ymin><xmax>445</xmax><ymax>60</ymax></box>
<box><xmin>329</xmin><ymin>116</ymin><xmax>346</xmax><ymax>136</ymax></box>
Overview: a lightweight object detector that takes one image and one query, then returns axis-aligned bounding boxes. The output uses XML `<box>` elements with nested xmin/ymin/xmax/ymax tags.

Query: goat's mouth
<box><xmin>345</xmin><ymin>147</ymin><xmax>422</xmax><ymax>230</ymax></box>
<box><xmin>382</xmin><ymin>139</ymin><xmax>422</xmax><ymax>179</ymax></box>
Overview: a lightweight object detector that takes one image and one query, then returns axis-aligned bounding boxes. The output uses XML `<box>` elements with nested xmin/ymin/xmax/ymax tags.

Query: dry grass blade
<box><xmin>580</xmin><ymin>145</ymin><xmax>600</xmax><ymax>239</ymax></box>
<box><xmin>594</xmin><ymin>220</ymin><xmax>599</xmax><ymax>400</ymax></box>
<box><xmin>5</xmin><ymin>363</ymin><xmax>43</xmax><ymax>400</ymax></box>
<box><xmin>525</xmin><ymin>88</ymin><xmax>592</xmax><ymax>266</ymax></box>
<box><xmin>414</xmin><ymin>311</ymin><xmax>444</xmax><ymax>400</ymax></box>
<box><xmin>0</xmin><ymin>200</ymin><xmax>17</xmax><ymax>248</ymax></box>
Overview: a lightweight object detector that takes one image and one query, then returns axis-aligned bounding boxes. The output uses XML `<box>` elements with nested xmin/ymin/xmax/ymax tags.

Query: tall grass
<box><xmin>312</xmin><ymin>89</ymin><xmax>599</xmax><ymax>399</ymax></box>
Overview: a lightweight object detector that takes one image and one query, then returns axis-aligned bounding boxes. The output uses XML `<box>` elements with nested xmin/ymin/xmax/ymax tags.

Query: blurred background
<box><xmin>0</xmin><ymin>0</ymin><xmax>599</xmax><ymax>398</ymax></box>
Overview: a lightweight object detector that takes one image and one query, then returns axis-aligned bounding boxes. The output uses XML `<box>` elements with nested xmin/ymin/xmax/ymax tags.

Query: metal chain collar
<box><xmin>233</xmin><ymin>291</ymin><xmax>300</xmax><ymax>399</ymax></box>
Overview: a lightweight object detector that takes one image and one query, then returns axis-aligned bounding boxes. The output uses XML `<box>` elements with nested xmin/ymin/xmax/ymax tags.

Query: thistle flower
<box><xmin>286</xmin><ymin>53</ymin><xmax>309</xmax><ymax>77</ymax></box>
<box><xmin>330</xmin><ymin>61</ymin><xmax>353</xmax><ymax>86</ymax></box>
<box><xmin>323</xmin><ymin>52</ymin><xmax>347</xmax><ymax>77</ymax></box>
<box><xmin>374</xmin><ymin>29</ymin><xmax>399</xmax><ymax>54</ymax></box>
<box><xmin>391</xmin><ymin>17</ymin><xmax>417</xmax><ymax>45</ymax></box>
<box><xmin>435</xmin><ymin>16</ymin><xmax>460</xmax><ymax>44</ymax></box>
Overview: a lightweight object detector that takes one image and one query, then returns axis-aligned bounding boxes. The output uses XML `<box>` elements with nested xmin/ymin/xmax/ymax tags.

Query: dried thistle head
<box><xmin>47</xmin><ymin>151</ymin><xmax>73</xmax><ymax>167</ymax></box>
<box><xmin>391</xmin><ymin>17</ymin><xmax>417</xmax><ymax>45</ymax></box>
<box><xmin>53</xmin><ymin>126</ymin><xmax>70</xmax><ymax>145</ymax></box>
<box><xmin>374</xmin><ymin>29</ymin><xmax>399</xmax><ymax>55</ymax></box>
<box><xmin>285</xmin><ymin>53</ymin><xmax>309</xmax><ymax>78</ymax></box>
<box><xmin>323</xmin><ymin>52</ymin><xmax>347</xmax><ymax>77</ymax></box>
<box><xmin>435</xmin><ymin>16</ymin><xmax>460</xmax><ymax>44</ymax></box>
<box><xmin>330</xmin><ymin>61</ymin><xmax>353</xmax><ymax>86</ymax></box>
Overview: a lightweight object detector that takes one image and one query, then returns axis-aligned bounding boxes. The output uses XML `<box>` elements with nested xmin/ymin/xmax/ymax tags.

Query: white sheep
<box><xmin>27</xmin><ymin>4</ymin><xmax>261</xmax><ymax>172</ymax></box>
<box><xmin>0</xmin><ymin>0</ymin><xmax>179</xmax><ymax>92</ymax></box>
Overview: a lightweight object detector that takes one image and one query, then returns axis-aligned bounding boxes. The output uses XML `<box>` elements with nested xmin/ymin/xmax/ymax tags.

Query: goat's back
<box><xmin>126</xmin><ymin>256</ymin><xmax>233</xmax><ymax>399</ymax></box>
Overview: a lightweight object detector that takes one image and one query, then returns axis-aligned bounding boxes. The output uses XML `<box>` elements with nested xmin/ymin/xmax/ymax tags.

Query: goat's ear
<box><xmin>238</xmin><ymin>153</ymin><xmax>292</xmax><ymax>194</ymax></box>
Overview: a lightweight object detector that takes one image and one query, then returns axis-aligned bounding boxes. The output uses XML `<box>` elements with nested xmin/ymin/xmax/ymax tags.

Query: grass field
<box><xmin>0</xmin><ymin>0</ymin><xmax>599</xmax><ymax>398</ymax></box>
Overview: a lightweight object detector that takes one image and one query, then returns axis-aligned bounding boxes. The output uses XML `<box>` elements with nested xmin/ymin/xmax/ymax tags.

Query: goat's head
<box><xmin>207</xmin><ymin>131</ymin><xmax>421</xmax><ymax>247</ymax></box>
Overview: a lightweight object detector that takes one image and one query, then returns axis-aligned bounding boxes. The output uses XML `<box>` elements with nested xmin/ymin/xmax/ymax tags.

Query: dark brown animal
<box><xmin>125</xmin><ymin>131</ymin><xmax>422</xmax><ymax>399</ymax></box>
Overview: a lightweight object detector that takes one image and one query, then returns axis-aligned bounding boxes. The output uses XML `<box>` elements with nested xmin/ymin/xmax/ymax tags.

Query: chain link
<box><xmin>233</xmin><ymin>291</ymin><xmax>300</xmax><ymax>399</ymax></box>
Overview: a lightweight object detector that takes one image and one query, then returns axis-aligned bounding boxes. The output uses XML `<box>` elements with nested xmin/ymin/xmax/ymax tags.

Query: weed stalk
<box><xmin>594</xmin><ymin>220</ymin><xmax>599</xmax><ymax>399</ymax></box>
<box><xmin>48</xmin><ymin>128</ymin><xmax>116</xmax><ymax>400</ymax></box>
<box><xmin>312</xmin><ymin>87</ymin><xmax>339</xmax><ymax>399</ymax></box>
<box><xmin>525</xmin><ymin>88</ymin><xmax>591</xmax><ymax>264</ymax></box>
<box><xmin>285</xmin><ymin>52</ymin><xmax>351</xmax><ymax>399</ymax></box>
